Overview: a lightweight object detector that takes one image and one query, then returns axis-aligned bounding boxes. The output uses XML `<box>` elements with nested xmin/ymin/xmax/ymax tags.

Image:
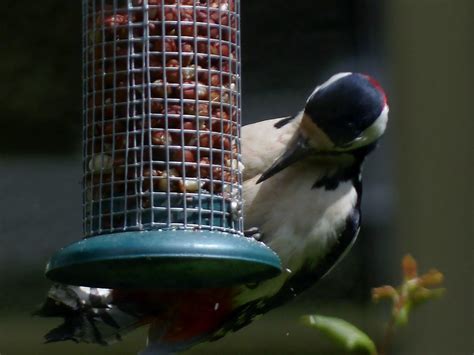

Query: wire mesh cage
<box><xmin>84</xmin><ymin>0</ymin><xmax>243</xmax><ymax>235</ymax></box>
<box><xmin>46</xmin><ymin>0</ymin><xmax>281</xmax><ymax>288</ymax></box>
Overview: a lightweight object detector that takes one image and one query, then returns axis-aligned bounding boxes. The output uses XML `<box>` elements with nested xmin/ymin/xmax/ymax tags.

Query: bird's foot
<box><xmin>244</xmin><ymin>227</ymin><xmax>263</xmax><ymax>240</ymax></box>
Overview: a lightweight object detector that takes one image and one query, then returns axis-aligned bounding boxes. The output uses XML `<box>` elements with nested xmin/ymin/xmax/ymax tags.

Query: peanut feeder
<box><xmin>45</xmin><ymin>0</ymin><xmax>281</xmax><ymax>288</ymax></box>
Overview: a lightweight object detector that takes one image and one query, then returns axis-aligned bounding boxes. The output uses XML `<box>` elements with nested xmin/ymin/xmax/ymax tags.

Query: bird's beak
<box><xmin>257</xmin><ymin>134</ymin><xmax>311</xmax><ymax>184</ymax></box>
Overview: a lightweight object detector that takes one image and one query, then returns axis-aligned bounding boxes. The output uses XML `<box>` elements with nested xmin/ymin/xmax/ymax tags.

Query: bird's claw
<box><xmin>244</xmin><ymin>227</ymin><xmax>263</xmax><ymax>240</ymax></box>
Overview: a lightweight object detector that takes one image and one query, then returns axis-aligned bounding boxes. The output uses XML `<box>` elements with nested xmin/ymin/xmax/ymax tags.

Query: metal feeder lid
<box><xmin>45</xmin><ymin>230</ymin><xmax>282</xmax><ymax>289</ymax></box>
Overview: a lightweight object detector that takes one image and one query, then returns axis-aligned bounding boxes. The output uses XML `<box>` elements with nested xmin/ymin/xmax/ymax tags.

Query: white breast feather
<box><xmin>241</xmin><ymin>114</ymin><xmax>302</xmax><ymax>181</ymax></box>
<box><xmin>237</xmin><ymin>162</ymin><xmax>357</xmax><ymax>304</ymax></box>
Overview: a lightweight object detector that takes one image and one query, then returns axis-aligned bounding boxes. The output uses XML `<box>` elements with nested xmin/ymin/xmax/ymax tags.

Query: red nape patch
<box><xmin>364</xmin><ymin>74</ymin><xmax>387</xmax><ymax>106</ymax></box>
<box><xmin>112</xmin><ymin>288</ymin><xmax>236</xmax><ymax>342</ymax></box>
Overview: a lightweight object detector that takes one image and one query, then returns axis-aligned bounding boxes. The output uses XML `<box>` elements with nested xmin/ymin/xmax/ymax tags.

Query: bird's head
<box><xmin>302</xmin><ymin>72</ymin><xmax>388</xmax><ymax>151</ymax></box>
<box><xmin>258</xmin><ymin>72</ymin><xmax>389</xmax><ymax>183</ymax></box>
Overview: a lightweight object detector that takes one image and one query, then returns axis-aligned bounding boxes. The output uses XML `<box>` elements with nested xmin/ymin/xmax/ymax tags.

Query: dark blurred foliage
<box><xmin>1</xmin><ymin>2</ymin><xmax>82</xmax><ymax>154</ymax></box>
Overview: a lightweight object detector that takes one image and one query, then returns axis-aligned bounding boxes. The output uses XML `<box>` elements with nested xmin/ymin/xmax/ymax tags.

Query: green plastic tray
<box><xmin>45</xmin><ymin>230</ymin><xmax>282</xmax><ymax>289</ymax></box>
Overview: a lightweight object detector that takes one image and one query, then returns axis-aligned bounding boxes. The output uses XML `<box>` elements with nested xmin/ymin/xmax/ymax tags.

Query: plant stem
<box><xmin>378</xmin><ymin>317</ymin><xmax>396</xmax><ymax>355</ymax></box>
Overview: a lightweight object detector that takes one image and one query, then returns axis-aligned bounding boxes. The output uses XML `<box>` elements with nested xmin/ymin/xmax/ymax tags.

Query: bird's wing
<box><xmin>241</xmin><ymin>114</ymin><xmax>302</xmax><ymax>181</ymax></box>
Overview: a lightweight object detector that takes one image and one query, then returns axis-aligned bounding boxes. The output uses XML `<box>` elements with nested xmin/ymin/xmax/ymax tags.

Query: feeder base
<box><xmin>45</xmin><ymin>230</ymin><xmax>282</xmax><ymax>288</ymax></box>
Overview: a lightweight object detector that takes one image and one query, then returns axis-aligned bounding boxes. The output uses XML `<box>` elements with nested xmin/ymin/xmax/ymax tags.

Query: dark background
<box><xmin>0</xmin><ymin>1</ymin><xmax>472</xmax><ymax>354</ymax></box>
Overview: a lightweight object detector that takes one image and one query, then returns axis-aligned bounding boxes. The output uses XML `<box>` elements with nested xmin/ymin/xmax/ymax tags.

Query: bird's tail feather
<box><xmin>36</xmin><ymin>284</ymin><xmax>144</xmax><ymax>345</ymax></box>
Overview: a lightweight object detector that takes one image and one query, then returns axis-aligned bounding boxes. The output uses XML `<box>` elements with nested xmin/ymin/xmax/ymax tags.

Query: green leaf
<box><xmin>301</xmin><ymin>315</ymin><xmax>377</xmax><ymax>355</ymax></box>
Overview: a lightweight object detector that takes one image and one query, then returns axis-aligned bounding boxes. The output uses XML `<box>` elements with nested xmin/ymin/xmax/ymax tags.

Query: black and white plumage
<box><xmin>37</xmin><ymin>72</ymin><xmax>389</xmax><ymax>354</ymax></box>
<box><xmin>212</xmin><ymin>72</ymin><xmax>389</xmax><ymax>334</ymax></box>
